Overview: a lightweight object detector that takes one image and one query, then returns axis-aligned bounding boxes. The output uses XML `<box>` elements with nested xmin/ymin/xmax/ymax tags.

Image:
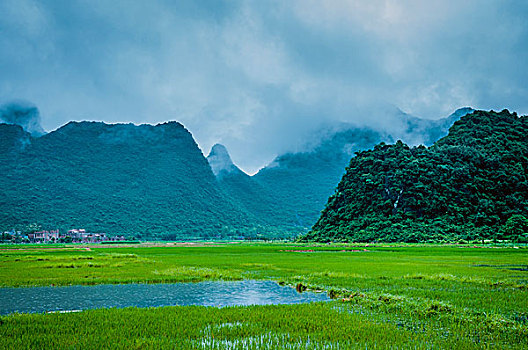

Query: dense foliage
<box><xmin>303</xmin><ymin>110</ymin><xmax>528</xmax><ymax>242</ymax></box>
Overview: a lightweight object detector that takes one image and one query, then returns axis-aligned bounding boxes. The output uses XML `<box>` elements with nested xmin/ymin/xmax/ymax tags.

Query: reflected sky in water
<box><xmin>0</xmin><ymin>280</ymin><xmax>328</xmax><ymax>315</ymax></box>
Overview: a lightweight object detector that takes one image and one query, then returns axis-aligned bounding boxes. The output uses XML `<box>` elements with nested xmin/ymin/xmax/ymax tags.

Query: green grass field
<box><xmin>1</xmin><ymin>243</ymin><xmax>527</xmax><ymax>349</ymax></box>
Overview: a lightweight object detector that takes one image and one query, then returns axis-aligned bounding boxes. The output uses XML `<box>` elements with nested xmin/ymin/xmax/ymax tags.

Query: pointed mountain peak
<box><xmin>207</xmin><ymin>143</ymin><xmax>244</xmax><ymax>177</ymax></box>
<box><xmin>209</xmin><ymin>143</ymin><xmax>230</xmax><ymax>158</ymax></box>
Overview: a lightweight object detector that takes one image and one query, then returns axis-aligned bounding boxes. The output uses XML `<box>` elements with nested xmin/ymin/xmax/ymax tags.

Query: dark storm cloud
<box><xmin>1</xmin><ymin>0</ymin><xmax>527</xmax><ymax>173</ymax></box>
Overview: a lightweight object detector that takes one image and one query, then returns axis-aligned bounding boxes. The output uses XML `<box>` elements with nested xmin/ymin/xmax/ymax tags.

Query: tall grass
<box><xmin>4</xmin><ymin>302</ymin><xmax>525</xmax><ymax>349</ymax></box>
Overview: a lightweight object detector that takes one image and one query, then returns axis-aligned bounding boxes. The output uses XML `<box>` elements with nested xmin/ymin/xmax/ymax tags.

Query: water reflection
<box><xmin>0</xmin><ymin>280</ymin><xmax>328</xmax><ymax>315</ymax></box>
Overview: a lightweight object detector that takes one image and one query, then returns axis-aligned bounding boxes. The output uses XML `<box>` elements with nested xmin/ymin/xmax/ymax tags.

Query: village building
<box><xmin>66</xmin><ymin>229</ymin><xmax>108</xmax><ymax>243</ymax></box>
<box><xmin>3</xmin><ymin>227</ymin><xmax>126</xmax><ymax>243</ymax></box>
<box><xmin>28</xmin><ymin>230</ymin><xmax>59</xmax><ymax>243</ymax></box>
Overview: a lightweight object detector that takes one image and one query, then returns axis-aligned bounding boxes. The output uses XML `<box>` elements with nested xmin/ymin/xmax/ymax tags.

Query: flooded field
<box><xmin>0</xmin><ymin>280</ymin><xmax>328</xmax><ymax>315</ymax></box>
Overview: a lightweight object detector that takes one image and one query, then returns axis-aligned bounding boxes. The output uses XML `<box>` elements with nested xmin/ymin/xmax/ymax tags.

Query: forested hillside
<box><xmin>253</xmin><ymin>127</ymin><xmax>383</xmax><ymax>228</ymax></box>
<box><xmin>302</xmin><ymin>110</ymin><xmax>528</xmax><ymax>243</ymax></box>
<box><xmin>0</xmin><ymin>122</ymin><xmax>263</xmax><ymax>239</ymax></box>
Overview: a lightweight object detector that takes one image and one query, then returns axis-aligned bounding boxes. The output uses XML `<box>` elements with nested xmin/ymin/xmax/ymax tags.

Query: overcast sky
<box><xmin>1</xmin><ymin>0</ymin><xmax>527</xmax><ymax>173</ymax></box>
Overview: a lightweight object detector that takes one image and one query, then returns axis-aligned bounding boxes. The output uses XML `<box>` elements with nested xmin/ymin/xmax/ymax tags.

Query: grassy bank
<box><xmin>1</xmin><ymin>243</ymin><xmax>527</xmax><ymax>348</ymax></box>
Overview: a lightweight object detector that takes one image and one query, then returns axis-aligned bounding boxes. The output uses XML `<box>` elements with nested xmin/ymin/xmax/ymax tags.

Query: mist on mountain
<box><xmin>0</xmin><ymin>101</ymin><xmax>46</xmax><ymax>137</ymax></box>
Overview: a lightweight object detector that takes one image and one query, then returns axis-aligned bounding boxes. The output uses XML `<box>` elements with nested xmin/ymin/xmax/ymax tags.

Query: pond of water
<box><xmin>0</xmin><ymin>280</ymin><xmax>328</xmax><ymax>315</ymax></box>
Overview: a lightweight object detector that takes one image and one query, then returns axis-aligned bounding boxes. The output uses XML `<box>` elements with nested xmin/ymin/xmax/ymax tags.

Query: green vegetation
<box><xmin>0</xmin><ymin>243</ymin><xmax>527</xmax><ymax>348</ymax></box>
<box><xmin>3</xmin><ymin>301</ymin><xmax>526</xmax><ymax>349</ymax></box>
<box><xmin>304</xmin><ymin>110</ymin><xmax>528</xmax><ymax>243</ymax></box>
<box><xmin>0</xmin><ymin>122</ymin><xmax>278</xmax><ymax>240</ymax></box>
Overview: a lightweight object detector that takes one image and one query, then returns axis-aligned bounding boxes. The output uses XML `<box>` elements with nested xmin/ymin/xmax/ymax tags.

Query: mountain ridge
<box><xmin>207</xmin><ymin>143</ymin><xmax>246</xmax><ymax>178</ymax></box>
<box><xmin>244</xmin><ymin>107</ymin><xmax>475</xmax><ymax>231</ymax></box>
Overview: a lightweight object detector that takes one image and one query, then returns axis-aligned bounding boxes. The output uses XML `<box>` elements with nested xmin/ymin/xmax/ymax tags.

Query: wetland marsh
<box><xmin>0</xmin><ymin>243</ymin><xmax>527</xmax><ymax>349</ymax></box>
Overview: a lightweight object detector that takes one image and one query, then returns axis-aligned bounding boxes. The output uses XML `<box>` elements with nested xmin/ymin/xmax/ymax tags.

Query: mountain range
<box><xmin>210</xmin><ymin>107</ymin><xmax>474</xmax><ymax>233</ymax></box>
<box><xmin>1</xmin><ymin>102</ymin><xmax>474</xmax><ymax>239</ymax></box>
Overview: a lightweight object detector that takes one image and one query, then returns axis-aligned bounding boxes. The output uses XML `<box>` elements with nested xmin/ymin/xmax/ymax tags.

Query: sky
<box><xmin>1</xmin><ymin>0</ymin><xmax>527</xmax><ymax>173</ymax></box>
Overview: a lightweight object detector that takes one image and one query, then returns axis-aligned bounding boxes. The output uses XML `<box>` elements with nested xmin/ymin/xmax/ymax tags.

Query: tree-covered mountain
<box><xmin>248</xmin><ymin>107</ymin><xmax>474</xmax><ymax>230</ymax></box>
<box><xmin>0</xmin><ymin>121</ymin><xmax>262</xmax><ymax>239</ymax></box>
<box><xmin>301</xmin><ymin>110</ymin><xmax>528</xmax><ymax>243</ymax></box>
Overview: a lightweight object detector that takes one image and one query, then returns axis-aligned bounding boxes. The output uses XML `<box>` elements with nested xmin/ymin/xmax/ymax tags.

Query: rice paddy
<box><xmin>0</xmin><ymin>243</ymin><xmax>527</xmax><ymax>349</ymax></box>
